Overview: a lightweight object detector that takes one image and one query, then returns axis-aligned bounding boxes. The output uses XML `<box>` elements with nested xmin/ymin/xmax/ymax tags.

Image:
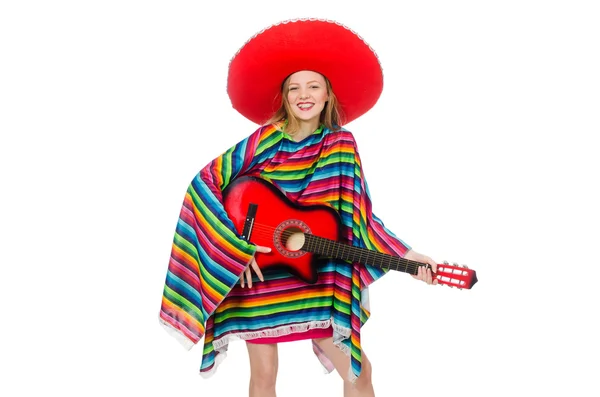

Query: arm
<box><xmin>349</xmin><ymin>136</ymin><xmax>437</xmax><ymax>285</ymax></box>
<box><xmin>159</xmin><ymin>127</ymin><xmax>267</xmax><ymax>347</ymax></box>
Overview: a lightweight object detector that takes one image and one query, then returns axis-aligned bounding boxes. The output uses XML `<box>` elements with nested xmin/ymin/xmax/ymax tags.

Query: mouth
<box><xmin>297</xmin><ymin>103</ymin><xmax>314</xmax><ymax>111</ymax></box>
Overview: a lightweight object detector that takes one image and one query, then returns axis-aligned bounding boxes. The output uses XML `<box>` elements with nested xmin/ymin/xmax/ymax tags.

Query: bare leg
<box><xmin>246</xmin><ymin>342</ymin><xmax>278</xmax><ymax>397</ymax></box>
<box><xmin>313</xmin><ymin>337</ymin><xmax>375</xmax><ymax>397</ymax></box>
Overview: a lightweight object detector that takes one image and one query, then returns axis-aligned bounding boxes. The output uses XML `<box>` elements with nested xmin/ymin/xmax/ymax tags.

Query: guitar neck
<box><xmin>302</xmin><ymin>234</ymin><xmax>426</xmax><ymax>275</ymax></box>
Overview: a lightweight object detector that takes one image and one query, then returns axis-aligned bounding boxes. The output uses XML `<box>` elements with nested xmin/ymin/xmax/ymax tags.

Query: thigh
<box><xmin>246</xmin><ymin>342</ymin><xmax>279</xmax><ymax>375</ymax></box>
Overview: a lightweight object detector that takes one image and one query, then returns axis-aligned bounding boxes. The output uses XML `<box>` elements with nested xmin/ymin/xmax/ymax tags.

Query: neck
<box><xmin>292</xmin><ymin>120</ymin><xmax>320</xmax><ymax>141</ymax></box>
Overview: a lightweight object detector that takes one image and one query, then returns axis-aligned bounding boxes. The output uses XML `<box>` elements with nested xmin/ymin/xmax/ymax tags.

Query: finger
<box><xmin>429</xmin><ymin>260</ymin><xmax>439</xmax><ymax>284</ymax></box>
<box><xmin>429</xmin><ymin>259</ymin><xmax>438</xmax><ymax>273</ymax></box>
<box><xmin>423</xmin><ymin>266</ymin><xmax>432</xmax><ymax>284</ymax></box>
<box><xmin>240</xmin><ymin>269</ymin><xmax>245</xmax><ymax>288</ymax></box>
<box><xmin>246</xmin><ymin>267</ymin><xmax>252</xmax><ymax>288</ymax></box>
<box><xmin>255</xmin><ymin>245</ymin><xmax>272</xmax><ymax>254</ymax></box>
<box><xmin>252</xmin><ymin>260</ymin><xmax>264</xmax><ymax>282</ymax></box>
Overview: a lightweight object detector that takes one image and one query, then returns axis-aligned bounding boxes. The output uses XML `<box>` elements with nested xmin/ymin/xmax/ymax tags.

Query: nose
<box><xmin>299</xmin><ymin>90</ymin><xmax>309</xmax><ymax>100</ymax></box>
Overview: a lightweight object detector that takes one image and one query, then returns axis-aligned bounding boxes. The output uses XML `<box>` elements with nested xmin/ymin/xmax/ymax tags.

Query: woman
<box><xmin>159</xmin><ymin>19</ymin><xmax>438</xmax><ymax>397</ymax></box>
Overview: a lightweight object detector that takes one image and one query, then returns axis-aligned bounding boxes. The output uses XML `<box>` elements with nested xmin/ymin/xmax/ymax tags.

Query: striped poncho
<box><xmin>159</xmin><ymin>123</ymin><xmax>411</xmax><ymax>382</ymax></box>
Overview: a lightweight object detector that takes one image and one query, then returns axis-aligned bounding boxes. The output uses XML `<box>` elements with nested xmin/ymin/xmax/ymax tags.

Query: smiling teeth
<box><xmin>298</xmin><ymin>104</ymin><xmax>313</xmax><ymax>108</ymax></box>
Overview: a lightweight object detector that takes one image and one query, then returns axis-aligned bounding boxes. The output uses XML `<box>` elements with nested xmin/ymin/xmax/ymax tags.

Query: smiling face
<box><xmin>285</xmin><ymin>70</ymin><xmax>329</xmax><ymax>127</ymax></box>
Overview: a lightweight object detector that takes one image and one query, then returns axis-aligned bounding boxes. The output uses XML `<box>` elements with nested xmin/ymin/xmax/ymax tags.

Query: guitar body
<box><xmin>223</xmin><ymin>176</ymin><xmax>341</xmax><ymax>283</ymax></box>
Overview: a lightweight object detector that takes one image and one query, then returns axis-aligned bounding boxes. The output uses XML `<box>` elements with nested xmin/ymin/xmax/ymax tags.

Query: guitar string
<box><xmin>240</xmin><ymin>223</ymin><xmax>472</xmax><ymax>287</ymax></box>
<box><xmin>244</xmin><ymin>222</ymin><xmax>433</xmax><ymax>275</ymax></box>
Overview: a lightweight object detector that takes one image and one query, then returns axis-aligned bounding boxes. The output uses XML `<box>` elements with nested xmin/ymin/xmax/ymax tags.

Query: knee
<box><xmin>354</xmin><ymin>357</ymin><xmax>373</xmax><ymax>388</ymax></box>
<box><xmin>250</xmin><ymin>363</ymin><xmax>277</xmax><ymax>391</ymax></box>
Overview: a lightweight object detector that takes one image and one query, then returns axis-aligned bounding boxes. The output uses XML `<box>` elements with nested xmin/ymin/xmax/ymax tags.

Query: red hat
<box><xmin>227</xmin><ymin>18</ymin><xmax>384</xmax><ymax>125</ymax></box>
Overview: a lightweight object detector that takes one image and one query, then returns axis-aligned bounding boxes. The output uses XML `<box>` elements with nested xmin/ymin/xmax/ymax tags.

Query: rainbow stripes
<box><xmin>159</xmin><ymin>124</ymin><xmax>410</xmax><ymax>381</ymax></box>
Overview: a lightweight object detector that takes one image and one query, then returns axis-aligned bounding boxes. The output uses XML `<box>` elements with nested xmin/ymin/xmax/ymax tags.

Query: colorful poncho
<box><xmin>159</xmin><ymin>123</ymin><xmax>411</xmax><ymax>382</ymax></box>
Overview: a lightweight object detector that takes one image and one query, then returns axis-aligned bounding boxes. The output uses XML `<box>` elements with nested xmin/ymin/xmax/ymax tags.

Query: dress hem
<box><xmin>199</xmin><ymin>318</ymin><xmax>353</xmax><ymax>380</ymax></box>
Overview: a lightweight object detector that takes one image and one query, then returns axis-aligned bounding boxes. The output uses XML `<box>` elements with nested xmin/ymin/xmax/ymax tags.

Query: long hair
<box><xmin>266</xmin><ymin>73</ymin><xmax>343</xmax><ymax>135</ymax></box>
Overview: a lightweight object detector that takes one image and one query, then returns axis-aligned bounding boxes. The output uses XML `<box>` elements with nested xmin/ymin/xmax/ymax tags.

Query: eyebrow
<box><xmin>289</xmin><ymin>80</ymin><xmax>322</xmax><ymax>85</ymax></box>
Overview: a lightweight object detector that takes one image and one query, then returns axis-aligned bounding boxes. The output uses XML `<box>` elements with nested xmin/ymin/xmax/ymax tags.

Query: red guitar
<box><xmin>223</xmin><ymin>176</ymin><xmax>477</xmax><ymax>290</ymax></box>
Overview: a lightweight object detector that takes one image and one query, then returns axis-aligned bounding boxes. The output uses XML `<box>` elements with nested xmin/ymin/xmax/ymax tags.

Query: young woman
<box><xmin>159</xmin><ymin>19</ymin><xmax>438</xmax><ymax>397</ymax></box>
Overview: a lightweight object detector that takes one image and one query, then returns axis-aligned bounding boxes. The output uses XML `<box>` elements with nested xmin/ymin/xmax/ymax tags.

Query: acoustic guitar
<box><xmin>222</xmin><ymin>176</ymin><xmax>477</xmax><ymax>290</ymax></box>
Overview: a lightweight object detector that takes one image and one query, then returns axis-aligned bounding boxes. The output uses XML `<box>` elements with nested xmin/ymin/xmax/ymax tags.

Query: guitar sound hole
<box><xmin>281</xmin><ymin>227</ymin><xmax>305</xmax><ymax>252</ymax></box>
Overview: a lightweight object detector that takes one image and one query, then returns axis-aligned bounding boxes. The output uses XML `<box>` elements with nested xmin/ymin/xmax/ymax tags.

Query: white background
<box><xmin>1</xmin><ymin>1</ymin><xmax>599</xmax><ymax>396</ymax></box>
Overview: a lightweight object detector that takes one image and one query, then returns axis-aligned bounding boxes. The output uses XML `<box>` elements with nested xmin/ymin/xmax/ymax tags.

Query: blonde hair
<box><xmin>266</xmin><ymin>72</ymin><xmax>343</xmax><ymax>135</ymax></box>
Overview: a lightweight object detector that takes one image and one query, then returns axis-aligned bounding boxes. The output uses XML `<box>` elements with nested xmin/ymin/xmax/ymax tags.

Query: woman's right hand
<box><xmin>240</xmin><ymin>245</ymin><xmax>271</xmax><ymax>288</ymax></box>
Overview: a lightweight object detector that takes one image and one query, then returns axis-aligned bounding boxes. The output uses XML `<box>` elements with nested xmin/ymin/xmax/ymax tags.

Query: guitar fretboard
<box><xmin>302</xmin><ymin>233</ymin><xmax>429</xmax><ymax>275</ymax></box>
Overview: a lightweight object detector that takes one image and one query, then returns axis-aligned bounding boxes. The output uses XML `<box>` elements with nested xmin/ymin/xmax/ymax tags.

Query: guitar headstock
<box><xmin>434</xmin><ymin>261</ymin><xmax>478</xmax><ymax>290</ymax></box>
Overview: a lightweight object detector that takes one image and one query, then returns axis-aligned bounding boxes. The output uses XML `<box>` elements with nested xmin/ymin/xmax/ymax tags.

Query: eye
<box><xmin>310</xmin><ymin>85</ymin><xmax>320</xmax><ymax>89</ymax></box>
<box><xmin>288</xmin><ymin>86</ymin><xmax>298</xmax><ymax>91</ymax></box>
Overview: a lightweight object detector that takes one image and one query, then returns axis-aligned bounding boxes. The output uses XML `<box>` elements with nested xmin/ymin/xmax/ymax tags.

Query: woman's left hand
<box><xmin>404</xmin><ymin>250</ymin><xmax>438</xmax><ymax>285</ymax></box>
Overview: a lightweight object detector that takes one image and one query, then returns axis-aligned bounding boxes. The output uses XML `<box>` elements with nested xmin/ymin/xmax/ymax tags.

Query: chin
<box><xmin>294</xmin><ymin>113</ymin><xmax>320</xmax><ymax>122</ymax></box>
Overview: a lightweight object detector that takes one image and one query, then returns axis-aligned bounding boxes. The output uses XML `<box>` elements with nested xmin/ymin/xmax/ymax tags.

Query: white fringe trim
<box><xmin>200</xmin><ymin>318</ymin><xmax>358</xmax><ymax>383</ymax></box>
<box><xmin>212</xmin><ymin>319</ymin><xmax>333</xmax><ymax>350</ymax></box>
<box><xmin>158</xmin><ymin>316</ymin><xmax>196</xmax><ymax>351</ymax></box>
<box><xmin>199</xmin><ymin>349</ymin><xmax>228</xmax><ymax>379</ymax></box>
<box><xmin>199</xmin><ymin>319</ymin><xmax>342</xmax><ymax>379</ymax></box>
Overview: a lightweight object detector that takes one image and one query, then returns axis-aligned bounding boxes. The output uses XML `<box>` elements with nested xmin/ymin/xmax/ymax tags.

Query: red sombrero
<box><xmin>227</xmin><ymin>18</ymin><xmax>383</xmax><ymax>125</ymax></box>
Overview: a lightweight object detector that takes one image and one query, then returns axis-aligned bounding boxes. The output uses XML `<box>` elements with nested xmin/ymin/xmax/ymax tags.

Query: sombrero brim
<box><xmin>227</xmin><ymin>19</ymin><xmax>383</xmax><ymax>125</ymax></box>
